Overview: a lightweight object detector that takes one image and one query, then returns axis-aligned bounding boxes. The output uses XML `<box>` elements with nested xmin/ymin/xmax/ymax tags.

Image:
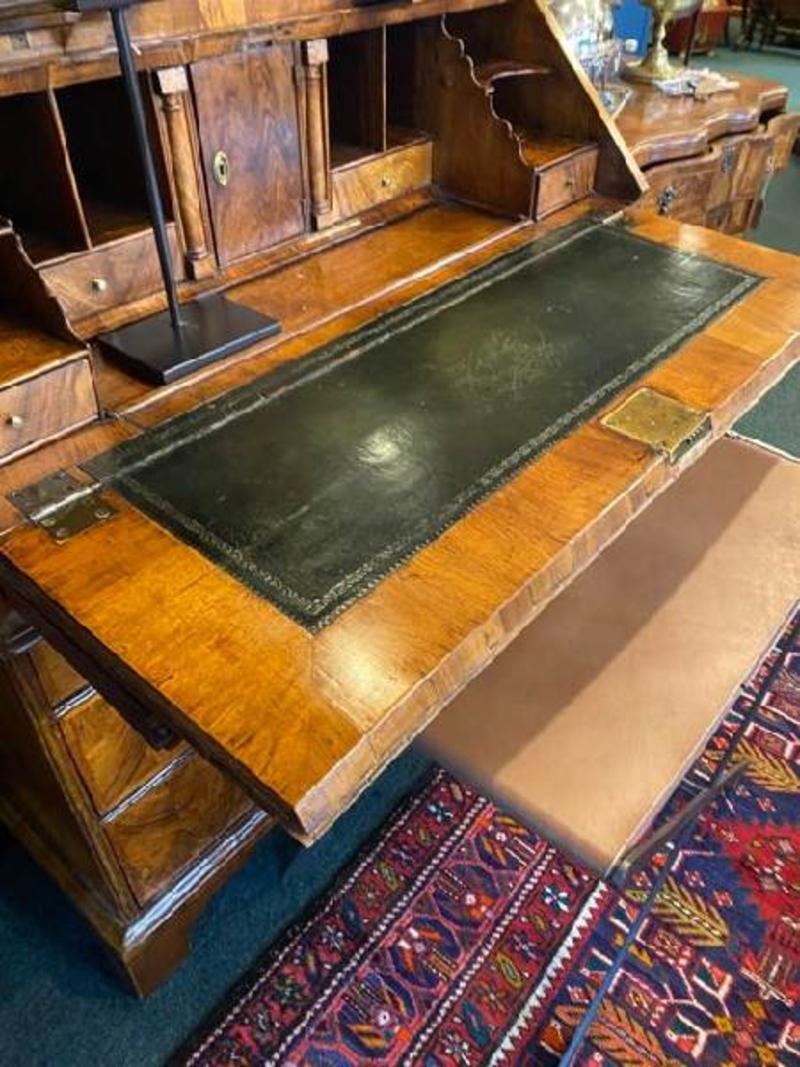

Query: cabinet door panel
<box><xmin>192</xmin><ymin>46</ymin><xmax>306</xmax><ymax>265</ymax></box>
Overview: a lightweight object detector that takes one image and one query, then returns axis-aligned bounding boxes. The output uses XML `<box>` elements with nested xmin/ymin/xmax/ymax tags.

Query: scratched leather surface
<box><xmin>87</xmin><ymin>220</ymin><xmax>760</xmax><ymax>630</ymax></box>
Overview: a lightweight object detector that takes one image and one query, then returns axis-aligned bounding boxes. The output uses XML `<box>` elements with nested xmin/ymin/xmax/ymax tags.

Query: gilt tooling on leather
<box><xmin>85</xmin><ymin>220</ymin><xmax>760</xmax><ymax>630</ymax></box>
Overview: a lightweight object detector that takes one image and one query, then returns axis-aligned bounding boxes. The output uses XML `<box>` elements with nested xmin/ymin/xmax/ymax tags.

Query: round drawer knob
<box><xmin>91</xmin><ymin>277</ymin><xmax>109</xmax><ymax>294</ymax></box>
<box><xmin>381</xmin><ymin>175</ymin><xmax>393</xmax><ymax>188</ymax></box>
<box><xmin>6</xmin><ymin>414</ymin><xmax>24</xmax><ymax>429</ymax></box>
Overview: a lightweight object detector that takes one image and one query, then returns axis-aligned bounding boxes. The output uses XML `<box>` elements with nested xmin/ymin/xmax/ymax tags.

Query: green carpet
<box><xmin>701</xmin><ymin>47</ymin><xmax>800</xmax><ymax>455</ymax></box>
<box><xmin>733</xmin><ymin>361</ymin><xmax>800</xmax><ymax>458</ymax></box>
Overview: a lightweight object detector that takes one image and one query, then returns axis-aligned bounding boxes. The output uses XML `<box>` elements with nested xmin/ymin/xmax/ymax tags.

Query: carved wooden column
<box><xmin>154</xmin><ymin>66</ymin><xmax>216</xmax><ymax>280</ymax></box>
<box><xmin>302</xmin><ymin>40</ymin><xmax>334</xmax><ymax>229</ymax></box>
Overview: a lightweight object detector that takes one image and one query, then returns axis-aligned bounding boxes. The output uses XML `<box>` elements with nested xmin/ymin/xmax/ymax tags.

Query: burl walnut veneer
<box><xmin>0</xmin><ymin>0</ymin><xmax>797</xmax><ymax>995</ymax></box>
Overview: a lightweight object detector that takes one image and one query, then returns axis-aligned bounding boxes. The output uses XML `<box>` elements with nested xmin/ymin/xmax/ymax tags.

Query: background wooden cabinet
<box><xmin>617</xmin><ymin>78</ymin><xmax>800</xmax><ymax>236</ymax></box>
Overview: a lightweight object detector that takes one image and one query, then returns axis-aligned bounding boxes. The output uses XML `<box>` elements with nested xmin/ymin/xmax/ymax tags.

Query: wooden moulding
<box><xmin>0</xmin><ymin>0</ymin><xmax>510</xmax><ymax>96</ymax></box>
<box><xmin>302</xmin><ymin>39</ymin><xmax>334</xmax><ymax>227</ymax></box>
<box><xmin>0</xmin><ymin>776</ymin><xmax>271</xmax><ymax>994</ymax></box>
<box><xmin>153</xmin><ymin>65</ymin><xmax>216</xmax><ymax>281</ymax></box>
<box><xmin>0</xmin><ymin>211</ymin><xmax>797</xmax><ymax>843</ymax></box>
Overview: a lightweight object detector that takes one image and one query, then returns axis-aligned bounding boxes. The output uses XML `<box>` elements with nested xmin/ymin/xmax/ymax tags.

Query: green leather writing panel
<box><xmin>86</xmin><ymin>220</ymin><xmax>760</xmax><ymax>629</ymax></box>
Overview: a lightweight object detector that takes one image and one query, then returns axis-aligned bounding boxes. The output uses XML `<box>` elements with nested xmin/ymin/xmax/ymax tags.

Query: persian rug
<box><xmin>172</xmin><ymin>768</ymin><xmax>616</xmax><ymax>1066</ymax></box>
<box><xmin>497</xmin><ymin>604</ymin><xmax>800</xmax><ymax>1065</ymax></box>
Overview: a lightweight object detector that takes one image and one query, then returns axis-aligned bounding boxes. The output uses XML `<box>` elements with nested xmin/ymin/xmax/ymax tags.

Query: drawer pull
<box><xmin>657</xmin><ymin>185</ymin><xmax>679</xmax><ymax>215</ymax></box>
<box><xmin>5</xmin><ymin>414</ymin><xmax>24</xmax><ymax>429</ymax></box>
<box><xmin>91</xmin><ymin>277</ymin><xmax>108</xmax><ymax>294</ymax></box>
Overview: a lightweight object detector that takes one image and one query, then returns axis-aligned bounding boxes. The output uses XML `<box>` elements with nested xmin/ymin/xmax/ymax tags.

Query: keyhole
<box><xmin>213</xmin><ymin>150</ymin><xmax>230</xmax><ymax>187</ymax></box>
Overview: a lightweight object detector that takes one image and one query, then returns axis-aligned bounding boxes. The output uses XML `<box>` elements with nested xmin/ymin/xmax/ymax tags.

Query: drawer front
<box><xmin>535</xmin><ymin>148</ymin><xmax>598</xmax><ymax>220</ymax></box>
<box><xmin>765</xmin><ymin>111</ymin><xmax>800</xmax><ymax>171</ymax></box>
<box><xmin>28</xmin><ymin>637</ymin><xmax>89</xmax><ymax>708</ymax></box>
<box><xmin>41</xmin><ymin>226</ymin><xmax>184</xmax><ymax>327</ymax></box>
<box><xmin>724</xmin><ymin>199</ymin><xmax>756</xmax><ymax>235</ymax></box>
<box><xmin>731</xmin><ymin>134</ymin><xmax>773</xmax><ymax>200</ymax></box>
<box><xmin>705</xmin><ymin>201</ymin><xmax>756</xmax><ymax>235</ymax></box>
<box><xmin>60</xmin><ymin>692</ymin><xmax>189</xmax><ymax>816</ymax></box>
<box><xmin>104</xmin><ymin>752</ymin><xmax>254</xmax><ymax>906</ymax></box>
<box><xmin>703</xmin><ymin>132</ymin><xmax>771</xmax><ymax>234</ymax></box>
<box><xmin>0</xmin><ymin>357</ymin><xmax>96</xmax><ymax>461</ymax></box>
<box><xmin>643</xmin><ymin>155</ymin><xmax>717</xmax><ymax>224</ymax></box>
<box><xmin>331</xmin><ymin>140</ymin><xmax>433</xmax><ymax>221</ymax></box>
<box><xmin>0</xmin><ymin>611</ymin><xmax>88</xmax><ymax>709</ymax></box>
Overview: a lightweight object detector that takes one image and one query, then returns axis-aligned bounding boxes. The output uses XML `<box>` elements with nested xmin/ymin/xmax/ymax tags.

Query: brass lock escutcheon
<box><xmin>656</xmin><ymin>184</ymin><xmax>678</xmax><ymax>215</ymax></box>
<box><xmin>213</xmin><ymin>150</ymin><xmax>231</xmax><ymax>187</ymax></box>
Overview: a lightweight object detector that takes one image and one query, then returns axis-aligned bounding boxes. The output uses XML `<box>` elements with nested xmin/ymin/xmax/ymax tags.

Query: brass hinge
<box><xmin>601</xmin><ymin>387</ymin><xmax>711</xmax><ymax>464</ymax></box>
<box><xmin>9</xmin><ymin>470</ymin><xmax>117</xmax><ymax>543</ymax></box>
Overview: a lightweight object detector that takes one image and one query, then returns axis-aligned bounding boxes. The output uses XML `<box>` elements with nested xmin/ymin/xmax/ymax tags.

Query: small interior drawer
<box><xmin>534</xmin><ymin>146</ymin><xmax>598</xmax><ymax>220</ymax></box>
<box><xmin>331</xmin><ymin>138</ymin><xmax>433</xmax><ymax>221</ymax></box>
<box><xmin>59</xmin><ymin>692</ymin><xmax>189</xmax><ymax>817</ymax></box>
<box><xmin>0</xmin><ymin>356</ymin><xmax>96</xmax><ymax>461</ymax></box>
<box><xmin>41</xmin><ymin>225</ymin><xmax>184</xmax><ymax>331</ymax></box>
<box><xmin>103</xmin><ymin>752</ymin><xmax>254</xmax><ymax>906</ymax></box>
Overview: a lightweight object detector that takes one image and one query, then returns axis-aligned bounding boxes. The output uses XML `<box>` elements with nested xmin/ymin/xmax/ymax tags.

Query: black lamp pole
<box><xmin>108</xmin><ymin>3</ymin><xmax>182</xmax><ymax>333</ymax></box>
<box><xmin>69</xmin><ymin>0</ymin><xmax>280</xmax><ymax>385</ymax></box>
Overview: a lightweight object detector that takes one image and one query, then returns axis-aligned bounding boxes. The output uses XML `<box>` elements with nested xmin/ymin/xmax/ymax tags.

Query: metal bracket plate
<box><xmin>9</xmin><ymin>470</ymin><xmax>117</xmax><ymax>543</ymax></box>
<box><xmin>601</xmin><ymin>387</ymin><xmax>711</xmax><ymax>463</ymax></box>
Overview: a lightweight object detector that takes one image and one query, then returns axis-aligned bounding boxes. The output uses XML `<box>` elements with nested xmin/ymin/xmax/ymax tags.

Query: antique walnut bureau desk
<box><xmin>0</xmin><ymin>0</ymin><xmax>798</xmax><ymax>996</ymax></box>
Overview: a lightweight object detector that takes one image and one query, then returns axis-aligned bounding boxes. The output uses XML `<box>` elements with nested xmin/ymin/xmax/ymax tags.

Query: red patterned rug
<box><xmin>174</xmin><ymin>769</ymin><xmax>614</xmax><ymax>1066</ymax></box>
<box><xmin>174</xmin><ymin>606</ymin><xmax>800</xmax><ymax>1066</ymax></box>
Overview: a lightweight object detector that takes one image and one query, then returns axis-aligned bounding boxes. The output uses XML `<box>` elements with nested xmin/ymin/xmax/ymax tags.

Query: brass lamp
<box><xmin>623</xmin><ymin>0</ymin><xmax>698</xmax><ymax>82</ymax></box>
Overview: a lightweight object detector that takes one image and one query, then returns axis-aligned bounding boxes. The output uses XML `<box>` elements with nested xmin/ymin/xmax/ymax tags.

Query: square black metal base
<box><xmin>97</xmin><ymin>293</ymin><xmax>281</xmax><ymax>385</ymax></box>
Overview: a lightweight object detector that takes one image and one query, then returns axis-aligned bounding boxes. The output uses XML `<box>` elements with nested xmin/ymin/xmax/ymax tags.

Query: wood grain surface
<box><xmin>0</xmin><ymin>209</ymin><xmax>797</xmax><ymax>841</ymax></box>
<box><xmin>616</xmin><ymin>74</ymin><xmax>789</xmax><ymax>168</ymax></box>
